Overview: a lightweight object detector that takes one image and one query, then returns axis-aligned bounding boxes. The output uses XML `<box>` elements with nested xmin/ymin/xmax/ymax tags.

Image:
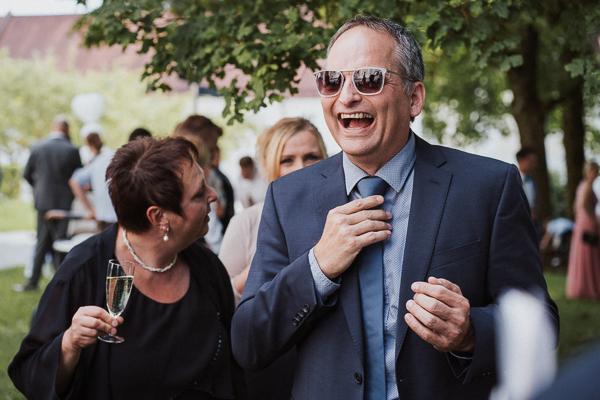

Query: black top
<box><xmin>9</xmin><ymin>224</ymin><xmax>245</xmax><ymax>400</ymax></box>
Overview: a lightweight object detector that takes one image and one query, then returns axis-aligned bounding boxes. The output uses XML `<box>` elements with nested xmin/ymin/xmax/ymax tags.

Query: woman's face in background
<box><xmin>278</xmin><ymin>130</ymin><xmax>324</xmax><ymax>178</ymax></box>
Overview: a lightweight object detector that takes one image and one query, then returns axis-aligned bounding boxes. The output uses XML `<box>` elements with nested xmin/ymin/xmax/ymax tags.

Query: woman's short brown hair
<box><xmin>106</xmin><ymin>137</ymin><xmax>198</xmax><ymax>234</ymax></box>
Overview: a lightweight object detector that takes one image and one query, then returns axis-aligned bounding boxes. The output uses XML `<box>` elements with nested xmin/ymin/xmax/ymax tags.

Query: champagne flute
<box><xmin>98</xmin><ymin>259</ymin><xmax>135</xmax><ymax>343</ymax></box>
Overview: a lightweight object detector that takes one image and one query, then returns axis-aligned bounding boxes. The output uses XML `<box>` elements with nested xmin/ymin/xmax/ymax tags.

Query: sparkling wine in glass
<box><xmin>98</xmin><ymin>259</ymin><xmax>135</xmax><ymax>344</ymax></box>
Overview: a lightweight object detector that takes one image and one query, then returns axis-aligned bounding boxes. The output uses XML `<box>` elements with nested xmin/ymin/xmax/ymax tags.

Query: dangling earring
<box><xmin>162</xmin><ymin>225</ymin><xmax>170</xmax><ymax>242</ymax></box>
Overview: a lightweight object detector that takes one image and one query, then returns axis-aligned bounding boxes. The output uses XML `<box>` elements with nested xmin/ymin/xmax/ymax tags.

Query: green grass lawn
<box><xmin>545</xmin><ymin>271</ymin><xmax>600</xmax><ymax>363</ymax></box>
<box><xmin>0</xmin><ymin>266</ymin><xmax>598</xmax><ymax>398</ymax></box>
<box><xmin>0</xmin><ymin>268</ymin><xmax>49</xmax><ymax>399</ymax></box>
<box><xmin>0</xmin><ymin>199</ymin><xmax>35</xmax><ymax>232</ymax></box>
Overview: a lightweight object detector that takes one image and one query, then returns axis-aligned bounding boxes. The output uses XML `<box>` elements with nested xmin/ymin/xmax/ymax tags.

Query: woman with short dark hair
<box><xmin>9</xmin><ymin>137</ymin><xmax>245</xmax><ymax>399</ymax></box>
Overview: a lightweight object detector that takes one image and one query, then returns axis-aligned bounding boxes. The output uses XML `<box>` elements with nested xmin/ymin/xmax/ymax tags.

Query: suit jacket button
<box><xmin>292</xmin><ymin>320</ymin><xmax>299</xmax><ymax>326</ymax></box>
<box><xmin>302</xmin><ymin>304</ymin><xmax>310</xmax><ymax>313</ymax></box>
<box><xmin>354</xmin><ymin>373</ymin><xmax>363</xmax><ymax>384</ymax></box>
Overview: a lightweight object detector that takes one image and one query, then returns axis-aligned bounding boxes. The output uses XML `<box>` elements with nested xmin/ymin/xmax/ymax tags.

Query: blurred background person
<box><xmin>540</xmin><ymin>217</ymin><xmax>574</xmax><ymax>268</ymax></box>
<box><xmin>566</xmin><ymin>161</ymin><xmax>600</xmax><ymax>300</ymax></box>
<box><xmin>236</xmin><ymin>156</ymin><xmax>267</xmax><ymax>210</ymax></box>
<box><xmin>174</xmin><ymin>115</ymin><xmax>230</xmax><ymax>230</ymax></box>
<box><xmin>211</xmin><ymin>145</ymin><xmax>235</xmax><ymax>234</ymax></box>
<box><xmin>78</xmin><ymin>122</ymin><xmax>106</xmax><ymax>165</ymax></box>
<box><xmin>69</xmin><ymin>132</ymin><xmax>117</xmax><ymax>231</ymax></box>
<box><xmin>15</xmin><ymin>115</ymin><xmax>82</xmax><ymax>292</ymax></box>
<box><xmin>219</xmin><ymin>117</ymin><xmax>326</xmax><ymax>400</ymax></box>
<box><xmin>172</xmin><ymin>116</ymin><xmax>224</xmax><ymax>253</ymax></box>
<box><xmin>9</xmin><ymin>137</ymin><xmax>245</xmax><ymax>399</ymax></box>
<box><xmin>128</xmin><ymin>127</ymin><xmax>152</xmax><ymax>142</ymax></box>
<box><xmin>517</xmin><ymin>147</ymin><xmax>540</xmax><ymax>234</ymax></box>
<box><xmin>220</xmin><ymin>117</ymin><xmax>327</xmax><ymax>303</ymax></box>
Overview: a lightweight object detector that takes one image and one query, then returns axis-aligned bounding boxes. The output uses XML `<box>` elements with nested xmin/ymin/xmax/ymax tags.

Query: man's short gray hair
<box><xmin>327</xmin><ymin>15</ymin><xmax>425</xmax><ymax>95</ymax></box>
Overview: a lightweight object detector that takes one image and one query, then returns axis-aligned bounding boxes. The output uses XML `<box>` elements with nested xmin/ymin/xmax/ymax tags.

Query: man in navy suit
<box><xmin>232</xmin><ymin>16</ymin><xmax>559</xmax><ymax>399</ymax></box>
<box><xmin>16</xmin><ymin>116</ymin><xmax>82</xmax><ymax>291</ymax></box>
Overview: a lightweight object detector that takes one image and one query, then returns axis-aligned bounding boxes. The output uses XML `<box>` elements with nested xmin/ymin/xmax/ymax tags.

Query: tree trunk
<box><xmin>507</xmin><ymin>25</ymin><xmax>552</xmax><ymax>222</ymax></box>
<box><xmin>562</xmin><ymin>81</ymin><xmax>586</xmax><ymax>221</ymax></box>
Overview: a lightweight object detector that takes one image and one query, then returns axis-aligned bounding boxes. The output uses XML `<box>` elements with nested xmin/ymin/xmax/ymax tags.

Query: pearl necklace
<box><xmin>122</xmin><ymin>229</ymin><xmax>177</xmax><ymax>273</ymax></box>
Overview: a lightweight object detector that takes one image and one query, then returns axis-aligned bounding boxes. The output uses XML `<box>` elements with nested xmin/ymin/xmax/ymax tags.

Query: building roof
<box><xmin>0</xmin><ymin>13</ymin><xmax>317</xmax><ymax>97</ymax></box>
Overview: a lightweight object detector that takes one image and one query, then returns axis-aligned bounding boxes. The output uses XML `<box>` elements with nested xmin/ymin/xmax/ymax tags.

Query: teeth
<box><xmin>340</xmin><ymin>113</ymin><xmax>373</xmax><ymax>119</ymax></box>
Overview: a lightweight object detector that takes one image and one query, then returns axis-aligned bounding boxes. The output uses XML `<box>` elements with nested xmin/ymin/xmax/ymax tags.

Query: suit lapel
<box><xmin>312</xmin><ymin>154</ymin><xmax>366</xmax><ymax>363</ymax></box>
<box><xmin>395</xmin><ymin>137</ymin><xmax>452</xmax><ymax>360</ymax></box>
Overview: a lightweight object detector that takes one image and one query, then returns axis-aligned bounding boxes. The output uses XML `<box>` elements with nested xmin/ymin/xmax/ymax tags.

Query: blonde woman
<box><xmin>219</xmin><ymin>118</ymin><xmax>327</xmax><ymax>303</ymax></box>
<box><xmin>219</xmin><ymin>117</ymin><xmax>326</xmax><ymax>399</ymax></box>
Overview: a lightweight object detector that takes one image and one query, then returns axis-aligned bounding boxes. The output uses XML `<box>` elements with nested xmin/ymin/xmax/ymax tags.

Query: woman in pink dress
<box><xmin>566</xmin><ymin>162</ymin><xmax>600</xmax><ymax>299</ymax></box>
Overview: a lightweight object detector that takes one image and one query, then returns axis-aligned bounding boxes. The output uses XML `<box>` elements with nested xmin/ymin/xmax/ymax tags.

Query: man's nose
<box><xmin>338</xmin><ymin>75</ymin><xmax>361</xmax><ymax>105</ymax></box>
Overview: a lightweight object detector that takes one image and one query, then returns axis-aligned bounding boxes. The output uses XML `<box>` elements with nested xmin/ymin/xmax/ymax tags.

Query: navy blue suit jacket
<box><xmin>232</xmin><ymin>135</ymin><xmax>559</xmax><ymax>400</ymax></box>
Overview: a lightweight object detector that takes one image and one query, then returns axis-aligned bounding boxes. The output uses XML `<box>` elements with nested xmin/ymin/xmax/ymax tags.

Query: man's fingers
<box><xmin>411</xmin><ymin>281</ymin><xmax>463</xmax><ymax>308</ymax></box>
<box><xmin>404</xmin><ymin>308</ymin><xmax>444</xmax><ymax>346</ymax></box>
<box><xmin>338</xmin><ymin>195</ymin><xmax>386</xmax><ymax>214</ymax></box>
<box><xmin>406</xmin><ymin>299</ymin><xmax>446</xmax><ymax>332</ymax></box>
<box><xmin>428</xmin><ymin>276</ymin><xmax>463</xmax><ymax>295</ymax></box>
<box><xmin>412</xmin><ymin>292</ymin><xmax>450</xmax><ymax>318</ymax></box>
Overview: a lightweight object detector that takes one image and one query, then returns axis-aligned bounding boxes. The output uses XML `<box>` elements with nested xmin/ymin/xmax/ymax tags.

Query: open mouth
<box><xmin>339</xmin><ymin>113</ymin><xmax>374</xmax><ymax>129</ymax></box>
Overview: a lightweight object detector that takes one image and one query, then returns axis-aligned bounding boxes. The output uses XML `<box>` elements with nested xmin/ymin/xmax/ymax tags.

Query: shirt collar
<box><xmin>48</xmin><ymin>131</ymin><xmax>68</xmax><ymax>139</ymax></box>
<box><xmin>343</xmin><ymin>130</ymin><xmax>417</xmax><ymax>196</ymax></box>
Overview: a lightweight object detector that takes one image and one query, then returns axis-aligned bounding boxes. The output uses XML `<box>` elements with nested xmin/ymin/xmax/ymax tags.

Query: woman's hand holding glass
<box><xmin>99</xmin><ymin>259</ymin><xmax>135</xmax><ymax>343</ymax></box>
<box><xmin>64</xmin><ymin>306</ymin><xmax>122</xmax><ymax>350</ymax></box>
<box><xmin>62</xmin><ymin>258</ymin><xmax>134</xmax><ymax>348</ymax></box>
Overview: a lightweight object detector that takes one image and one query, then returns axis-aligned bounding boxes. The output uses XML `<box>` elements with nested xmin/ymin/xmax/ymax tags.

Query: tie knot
<box><xmin>357</xmin><ymin>176</ymin><xmax>388</xmax><ymax>198</ymax></box>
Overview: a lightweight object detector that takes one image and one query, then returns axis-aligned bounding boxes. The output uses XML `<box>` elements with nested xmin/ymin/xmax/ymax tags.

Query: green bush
<box><xmin>0</xmin><ymin>164</ymin><xmax>22</xmax><ymax>198</ymax></box>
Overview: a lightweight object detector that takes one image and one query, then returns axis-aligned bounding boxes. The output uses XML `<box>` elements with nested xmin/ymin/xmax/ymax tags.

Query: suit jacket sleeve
<box><xmin>23</xmin><ymin>147</ymin><xmax>36</xmax><ymax>187</ymax></box>
<box><xmin>231</xmin><ymin>182</ymin><xmax>335</xmax><ymax>371</ymax></box>
<box><xmin>456</xmin><ymin>164</ymin><xmax>559</xmax><ymax>383</ymax></box>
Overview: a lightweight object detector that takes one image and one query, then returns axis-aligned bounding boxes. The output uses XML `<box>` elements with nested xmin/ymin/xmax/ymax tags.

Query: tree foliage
<box><xmin>0</xmin><ymin>48</ymin><xmax>199</xmax><ymax>196</ymax></box>
<box><xmin>0</xmin><ymin>48</ymin><xmax>189</xmax><ymax>157</ymax></box>
<box><xmin>75</xmin><ymin>0</ymin><xmax>600</xmax><ymax>218</ymax></box>
<box><xmin>75</xmin><ymin>1</ymin><xmax>599</xmax><ymax>122</ymax></box>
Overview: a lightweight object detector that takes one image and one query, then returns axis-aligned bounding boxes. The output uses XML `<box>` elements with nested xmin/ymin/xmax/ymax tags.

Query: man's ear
<box><xmin>410</xmin><ymin>81</ymin><xmax>426</xmax><ymax>118</ymax></box>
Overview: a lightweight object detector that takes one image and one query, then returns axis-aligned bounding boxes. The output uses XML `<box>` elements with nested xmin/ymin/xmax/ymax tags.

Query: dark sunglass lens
<box><xmin>317</xmin><ymin>71</ymin><xmax>342</xmax><ymax>95</ymax></box>
<box><xmin>354</xmin><ymin>68</ymin><xmax>384</xmax><ymax>94</ymax></box>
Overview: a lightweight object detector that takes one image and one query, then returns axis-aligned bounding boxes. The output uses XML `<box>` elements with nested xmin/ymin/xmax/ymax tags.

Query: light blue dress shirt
<box><xmin>309</xmin><ymin>131</ymin><xmax>416</xmax><ymax>400</ymax></box>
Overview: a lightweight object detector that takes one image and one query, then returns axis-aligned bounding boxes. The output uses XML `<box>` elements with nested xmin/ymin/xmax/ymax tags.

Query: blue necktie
<box><xmin>356</xmin><ymin>176</ymin><xmax>388</xmax><ymax>400</ymax></box>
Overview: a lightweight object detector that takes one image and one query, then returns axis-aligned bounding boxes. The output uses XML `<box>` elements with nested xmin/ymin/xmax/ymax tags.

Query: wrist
<box><xmin>456</xmin><ymin>318</ymin><xmax>476</xmax><ymax>352</ymax></box>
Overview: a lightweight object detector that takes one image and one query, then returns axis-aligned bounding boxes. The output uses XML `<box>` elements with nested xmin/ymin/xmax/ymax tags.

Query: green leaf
<box><xmin>565</xmin><ymin>59</ymin><xmax>585</xmax><ymax>78</ymax></box>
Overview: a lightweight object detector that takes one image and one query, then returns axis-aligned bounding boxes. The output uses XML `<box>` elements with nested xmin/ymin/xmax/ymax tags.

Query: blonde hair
<box><xmin>256</xmin><ymin>118</ymin><xmax>327</xmax><ymax>183</ymax></box>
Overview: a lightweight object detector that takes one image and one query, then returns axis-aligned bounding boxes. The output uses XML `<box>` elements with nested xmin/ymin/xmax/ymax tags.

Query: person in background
<box><xmin>9</xmin><ymin>137</ymin><xmax>245</xmax><ymax>399</ymax></box>
<box><xmin>128</xmin><ymin>127</ymin><xmax>152</xmax><ymax>142</ymax></box>
<box><xmin>211</xmin><ymin>146</ymin><xmax>235</xmax><ymax>234</ymax></box>
<box><xmin>231</xmin><ymin>15</ymin><xmax>558</xmax><ymax>400</ymax></box>
<box><xmin>172</xmin><ymin>118</ymin><xmax>224</xmax><ymax>253</ymax></box>
<box><xmin>15</xmin><ymin>115</ymin><xmax>82</xmax><ymax>292</ymax></box>
<box><xmin>516</xmin><ymin>147</ymin><xmax>540</xmax><ymax>230</ymax></box>
<box><xmin>539</xmin><ymin>217</ymin><xmax>574</xmax><ymax>268</ymax></box>
<box><xmin>69</xmin><ymin>133</ymin><xmax>117</xmax><ymax>231</ymax></box>
<box><xmin>219</xmin><ymin>117</ymin><xmax>326</xmax><ymax>400</ymax></box>
<box><xmin>220</xmin><ymin>117</ymin><xmax>327</xmax><ymax>304</ymax></box>
<box><xmin>235</xmin><ymin>156</ymin><xmax>267</xmax><ymax>209</ymax></box>
<box><xmin>566</xmin><ymin>162</ymin><xmax>600</xmax><ymax>300</ymax></box>
<box><xmin>78</xmin><ymin>122</ymin><xmax>106</xmax><ymax>165</ymax></box>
